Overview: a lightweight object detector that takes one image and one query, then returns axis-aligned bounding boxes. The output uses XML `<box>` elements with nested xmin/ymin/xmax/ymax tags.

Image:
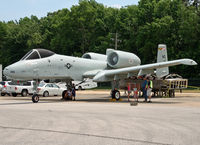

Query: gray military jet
<box><xmin>3</xmin><ymin>44</ymin><xmax>197</xmax><ymax>102</ymax></box>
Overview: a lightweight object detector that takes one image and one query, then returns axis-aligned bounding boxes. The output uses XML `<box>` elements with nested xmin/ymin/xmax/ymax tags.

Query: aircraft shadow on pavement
<box><xmin>0</xmin><ymin>95</ymin><xmax>182</xmax><ymax>105</ymax></box>
<box><xmin>0</xmin><ymin>102</ymin><xmax>35</xmax><ymax>105</ymax></box>
<box><xmin>0</xmin><ymin>100</ymin><xmax>62</xmax><ymax>105</ymax></box>
<box><xmin>75</xmin><ymin>99</ymin><xmax>181</xmax><ymax>104</ymax></box>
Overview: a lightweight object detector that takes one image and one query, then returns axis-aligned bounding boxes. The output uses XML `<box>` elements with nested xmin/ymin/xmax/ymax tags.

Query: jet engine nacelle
<box><xmin>106</xmin><ymin>49</ymin><xmax>141</xmax><ymax>68</ymax></box>
<box><xmin>82</xmin><ymin>52</ymin><xmax>107</xmax><ymax>61</ymax></box>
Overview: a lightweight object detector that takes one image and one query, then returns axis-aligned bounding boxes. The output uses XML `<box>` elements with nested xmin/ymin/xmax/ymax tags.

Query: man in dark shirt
<box><xmin>142</xmin><ymin>77</ymin><xmax>148</xmax><ymax>102</ymax></box>
<box><xmin>72</xmin><ymin>84</ymin><xmax>76</xmax><ymax>101</ymax></box>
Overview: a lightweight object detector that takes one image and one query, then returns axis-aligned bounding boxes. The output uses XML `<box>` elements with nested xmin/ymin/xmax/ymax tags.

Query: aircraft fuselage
<box><xmin>4</xmin><ymin>54</ymin><xmax>107</xmax><ymax>81</ymax></box>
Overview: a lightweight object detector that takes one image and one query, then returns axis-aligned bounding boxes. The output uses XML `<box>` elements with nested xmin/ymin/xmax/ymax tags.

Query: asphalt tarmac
<box><xmin>0</xmin><ymin>91</ymin><xmax>200</xmax><ymax>145</ymax></box>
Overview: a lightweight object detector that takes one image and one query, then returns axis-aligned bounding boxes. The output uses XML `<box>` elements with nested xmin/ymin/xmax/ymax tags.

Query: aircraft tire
<box><xmin>62</xmin><ymin>91</ymin><xmax>66</xmax><ymax>98</ymax></box>
<box><xmin>115</xmin><ymin>91</ymin><xmax>120</xmax><ymax>101</ymax></box>
<box><xmin>21</xmin><ymin>90</ymin><xmax>28</xmax><ymax>97</ymax></box>
<box><xmin>12</xmin><ymin>93</ymin><xmax>17</xmax><ymax>97</ymax></box>
<box><xmin>43</xmin><ymin>91</ymin><xmax>49</xmax><ymax>97</ymax></box>
<box><xmin>32</xmin><ymin>94</ymin><xmax>39</xmax><ymax>103</ymax></box>
<box><xmin>1</xmin><ymin>93</ymin><xmax>5</xmax><ymax>96</ymax></box>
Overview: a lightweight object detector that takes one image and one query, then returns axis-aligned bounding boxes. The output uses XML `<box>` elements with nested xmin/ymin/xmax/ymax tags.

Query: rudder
<box><xmin>156</xmin><ymin>44</ymin><xmax>169</xmax><ymax>78</ymax></box>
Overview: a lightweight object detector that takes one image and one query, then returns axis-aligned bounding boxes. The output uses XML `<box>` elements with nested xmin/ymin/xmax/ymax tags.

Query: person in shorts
<box><xmin>133</xmin><ymin>87</ymin><xmax>138</xmax><ymax>102</ymax></box>
<box><xmin>127</xmin><ymin>83</ymin><xmax>131</xmax><ymax>102</ymax></box>
<box><xmin>147</xmin><ymin>79</ymin><xmax>153</xmax><ymax>103</ymax></box>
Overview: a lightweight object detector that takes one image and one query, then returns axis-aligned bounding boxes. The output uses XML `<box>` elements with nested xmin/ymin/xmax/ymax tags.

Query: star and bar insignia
<box><xmin>65</xmin><ymin>63</ymin><xmax>72</xmax><ymax>69</ymax></box>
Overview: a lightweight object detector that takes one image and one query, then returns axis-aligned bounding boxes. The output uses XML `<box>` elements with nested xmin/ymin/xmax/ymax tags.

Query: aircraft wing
<box><xmin>93</xmin><ymin>59</ymin><xmax>197</xmax><ymax>82</ymax></box>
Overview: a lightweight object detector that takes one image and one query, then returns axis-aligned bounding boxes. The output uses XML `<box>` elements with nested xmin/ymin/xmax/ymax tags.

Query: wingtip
<box><xmin>182</xmin><ymin>59</ymin><xmax>198</xmax><ymax>65</ymax></box>
<box><xmin>193</xmin><ymin>61</ymin><xmax>198</xmax><ymax>65</ymax></box>
<box><xmin>191</xmin><ymin>60</ymin><xmax>197</xmax><ymax>65</ymax></box>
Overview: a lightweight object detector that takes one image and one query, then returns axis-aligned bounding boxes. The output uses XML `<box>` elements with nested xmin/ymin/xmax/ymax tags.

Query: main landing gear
<box><xmin>61</xmin><ymin>80</ymin><xmax>73</xmax><ymax>100</ymax></box>
<box><xmin>111</xmin><ymin>89</ymin><xmax>121</xmax><ymax>100</ymax></box>
<box><xmin>111</xmin><ymin>80</ymin><xmax>121</xmax><ymax>101</ymax></box>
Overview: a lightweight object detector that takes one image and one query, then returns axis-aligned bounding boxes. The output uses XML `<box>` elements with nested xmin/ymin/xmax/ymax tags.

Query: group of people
<box><xmin>127</xmin><ymin>77</ymin><xmax>153</xmax><ymax>103</ymax></box>
<box><xmin>63</xmin><ymin>84</ymin><xmax>76</xmax><ymax>101</ymax></box>
<box><xmin>127</xmin><ymin>83</ymin><xmax>139</xmax><ymax>102</ymax></box>
<box><xmin>64</xmin><ymin>78</ymin><xmax>153</xmax><ymax>102</ymax></box>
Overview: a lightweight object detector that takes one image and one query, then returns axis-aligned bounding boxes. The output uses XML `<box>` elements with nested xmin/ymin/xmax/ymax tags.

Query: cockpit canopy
<box><xmin>21</xmin><ymin>49</ymin><xmax>55</xmax><ymax>60</ymax></box>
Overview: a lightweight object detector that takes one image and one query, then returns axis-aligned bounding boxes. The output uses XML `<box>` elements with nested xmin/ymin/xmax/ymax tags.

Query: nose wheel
<box><xmin>32</xmin><ymin>79</ymin><xmax>40</xmax><ymax>103</ymax></box>
<box><xmin>32</xmin><ymin>94</ymin><xmax>39</xmax><ymax>103</ymax></box>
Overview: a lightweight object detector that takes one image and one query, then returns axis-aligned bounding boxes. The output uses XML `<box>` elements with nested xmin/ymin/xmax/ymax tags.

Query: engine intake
<box><xmin>107</xmin><ymin>49</ymin><xmax>141</xmax><ymax>68</ymax></box>
<box><xmin>82</xmin><ymin>53</ymin><xmax>107</xmax><ymax>61</ymax></box>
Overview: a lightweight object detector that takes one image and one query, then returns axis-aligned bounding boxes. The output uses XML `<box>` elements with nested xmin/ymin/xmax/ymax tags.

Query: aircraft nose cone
<box><xmin>3</xmin><ymin>66</ymin><xmax>9</xmax><ymax>77</ymax></box>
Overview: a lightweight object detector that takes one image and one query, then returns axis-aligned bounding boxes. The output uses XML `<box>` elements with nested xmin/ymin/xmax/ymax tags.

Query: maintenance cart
<box><xmin>119</xmin><ymin>74</ymin><xmax>188</xmax><ymax>98</ymax></box>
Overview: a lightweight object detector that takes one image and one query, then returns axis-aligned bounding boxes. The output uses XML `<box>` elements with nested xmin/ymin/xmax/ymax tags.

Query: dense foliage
<box><xmin>0</xmin><ymin>0</ymin><xmax>199</xmax><ymax>78</ymax></box>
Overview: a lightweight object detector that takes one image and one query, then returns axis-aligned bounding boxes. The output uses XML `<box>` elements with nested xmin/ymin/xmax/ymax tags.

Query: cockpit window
<box><xmin>37</xmin><ymin>49</ymin><xmax>55</xmax><ymax>58</ymax></box>
<box><xmin>20</xmin><ymin>49</ymin><xmax>55</xmax><ymax>60</ymax></box>
<box><xmin>21</xmin><ymin>50</ymin><xmax>33</xmax><ymax>60</ymax></box>
<box><xmin>26</xmin><ymin>51</ymin><xmax>40</xmax><ymax>60</ymax></box>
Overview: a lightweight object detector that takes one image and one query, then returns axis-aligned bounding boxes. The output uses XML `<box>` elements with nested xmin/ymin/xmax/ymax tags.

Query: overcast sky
<box><xmin>0</xmin><ymin>0</ymin><xmax>139</xmax><ymax>22</ymax></box>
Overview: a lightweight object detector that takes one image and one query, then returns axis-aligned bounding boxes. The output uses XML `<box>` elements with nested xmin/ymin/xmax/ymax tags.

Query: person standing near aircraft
<box><xmin>147</xmin><ymin>78</ymin><xmax>153</xmax><ymax>103</ymax></box>
<box><xmin>133</xmin><ymin>86</ymin><xmax>138</xmax><ymax>102</ymax></box>
<box><xmin>127</xmin><ymin>83</ymin><xmax>131</xmax><ymax>102</ymax></box>
<box><xmin>72</xmin><ymin>83</ymin><xmax>76</xmax><ymax>101</ymax></box>
<box><xmin>142</xmin><ymin>77</ymin><xmax>148</xmax><ymax>102</ymax></box>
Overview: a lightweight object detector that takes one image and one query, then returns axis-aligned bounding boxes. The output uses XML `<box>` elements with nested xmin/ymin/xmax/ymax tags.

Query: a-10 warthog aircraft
<box><xmin>3</xmin><ymin>44</ymin><xmax>197</xmax><ymax>102</ymax></box>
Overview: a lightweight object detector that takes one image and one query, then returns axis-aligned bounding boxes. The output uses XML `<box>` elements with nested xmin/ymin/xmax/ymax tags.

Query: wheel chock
<box><xmin>118</xmin><ymin>98</ymin><xmax>122</xmax><ymax>101</ymax></box>
<box><xmin>110</xmin><ymin>98</ymin><xmax>116</xmax><ymax>102</ymax></box>
<box><xmin>109</xmin><ymin>98</ymin><xmax>123</xmax><ymax>102</ymax></box>
<box><xmin>130</xmin><ymin>101</ymin><xmax>138</xmax><ymax>106</ymax></box>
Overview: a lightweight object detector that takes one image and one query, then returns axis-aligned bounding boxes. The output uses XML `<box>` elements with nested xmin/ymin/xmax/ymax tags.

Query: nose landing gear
<box><xmin>32</xmin><ymin>79</ymin><xmax>40</xmax><ymax>103</ymax></box>
<box><xmin>32</xmin><ymin>94</ymin><xmax>39</xmax><ymax>103</ymax></box>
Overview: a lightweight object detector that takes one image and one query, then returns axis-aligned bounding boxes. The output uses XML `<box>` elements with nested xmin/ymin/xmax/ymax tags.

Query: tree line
<box><xmin>0</xmin><ymin>0</ymin><xmax>199</xmax><ymax>78</ymax></box>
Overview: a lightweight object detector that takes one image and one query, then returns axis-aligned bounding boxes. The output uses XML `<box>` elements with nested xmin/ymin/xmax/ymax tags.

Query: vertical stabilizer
<box><xmin>156</xmin><ymin>44</ymin><xmax>169</xmax><ymax>78</ymax></box>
